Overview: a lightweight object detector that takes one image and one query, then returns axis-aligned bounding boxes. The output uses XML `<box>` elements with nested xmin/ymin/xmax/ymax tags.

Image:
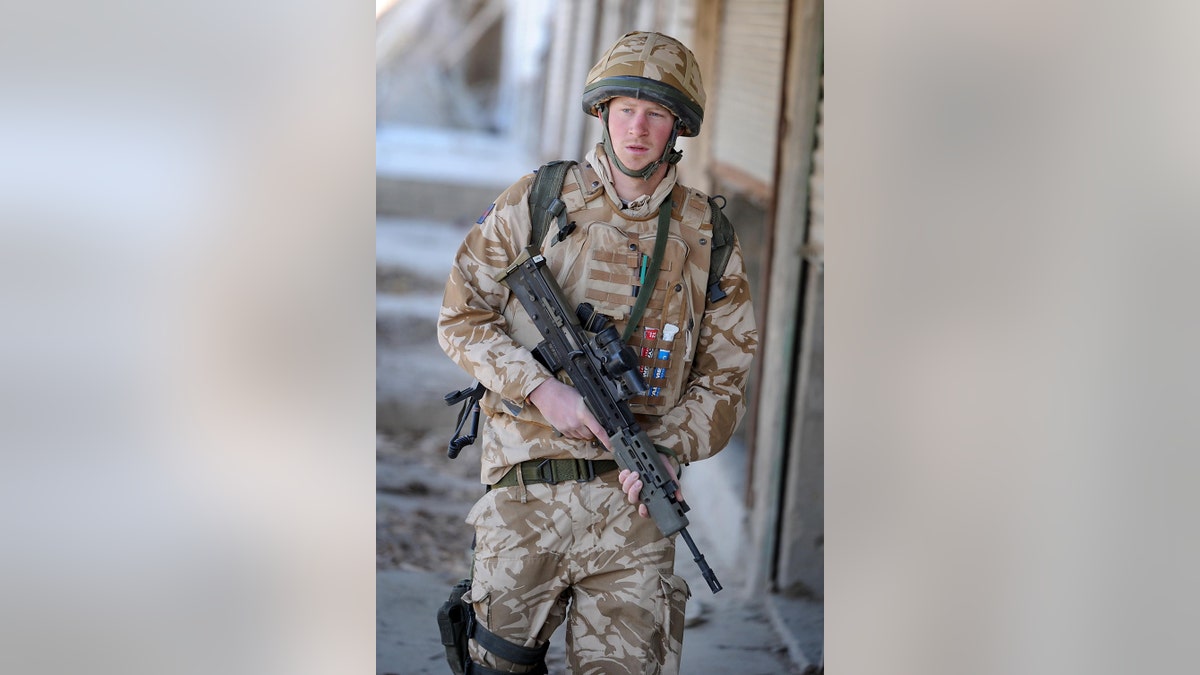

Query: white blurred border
<box><xmin>830</xmin><ymin>2</ymin><xmax>1200</xmax><ymax>674</ymax></box>
<box><xmin>0</xmin><ymin>2</ymin><xmax>374</xmax><ymax>674</ymax></box>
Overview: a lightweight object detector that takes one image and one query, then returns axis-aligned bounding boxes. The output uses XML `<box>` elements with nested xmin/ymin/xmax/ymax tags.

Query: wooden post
<box><xmin>563</xmin><ymin>0</ymin><xmax>600</xmax><ymax>162</ymax></box>
<box><xmin>677</xmin><ymin>0</ymin><xmax>721</xmax><ymax>194</ymax></box>
<box><xmin>748</xmin><ymin>0</ymin><xmax>824</xmax><ymax>594</ymax></box>
<box><xmin>541</xmin><ymin>1</ymin><xmax>575</xmax><ymax>160</ymax></box>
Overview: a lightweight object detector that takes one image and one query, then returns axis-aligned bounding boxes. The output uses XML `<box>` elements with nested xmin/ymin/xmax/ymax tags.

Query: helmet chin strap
<box><xmin>600</xmin><ymin>104</ymin><xmax>683</xmax><ymax>181</ymax></box>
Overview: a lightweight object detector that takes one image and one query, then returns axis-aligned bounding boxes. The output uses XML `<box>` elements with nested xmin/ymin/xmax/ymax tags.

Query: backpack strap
<box><xmin>706</xmin><ymin>195</ymin><xmax>736</xmax><ymax>302</ymax></box>
<box><xmin>529</xmin><ymin>160</ymin><xmax>578</xmax><ymax>251</ymax></box>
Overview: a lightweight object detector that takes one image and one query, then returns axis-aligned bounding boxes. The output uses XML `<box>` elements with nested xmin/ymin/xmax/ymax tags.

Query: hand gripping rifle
<box><xmin>496</xmin><ymin>246</ymin><xmax>722</xmax><ymax>593</ymax></box>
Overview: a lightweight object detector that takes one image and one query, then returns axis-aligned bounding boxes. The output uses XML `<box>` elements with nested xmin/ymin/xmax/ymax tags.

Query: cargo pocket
<box><xmin>464</xmin><ymin>579</ymin><xmax>492</xmax><ymax>624</ymax></box>
<box><xmin>461</xmin><ymin>577</ymin><xmax>496</xmax><ymax>668</ymax></box>
<box><xmin>653</xmin><ymin>572</ymin><xmax>691</xmax><ymax>674</ymax></box>
<box><xmin>464</xmin><ymin>489</ymin><xmax>498</xmax><ymax>529</ymax></box>
<box><xmin>464</xmin><ymin>569</ymin><xmax>557</xmax><ymax>672</ymax></box>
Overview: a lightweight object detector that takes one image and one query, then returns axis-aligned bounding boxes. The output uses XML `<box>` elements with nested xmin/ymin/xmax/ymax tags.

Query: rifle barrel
<box><xmin>680</xmin><ymin>529</ymin><xmax>722</xmax><ymax>594</ymax></box>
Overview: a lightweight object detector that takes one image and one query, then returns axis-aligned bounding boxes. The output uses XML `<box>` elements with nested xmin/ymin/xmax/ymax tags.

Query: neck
<box><xmin>608</xmin><ymin>158</ymin><xmax>669</xmax><ymax>203</ymax></box>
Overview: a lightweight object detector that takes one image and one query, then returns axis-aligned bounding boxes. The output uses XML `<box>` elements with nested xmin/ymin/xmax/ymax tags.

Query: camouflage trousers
<box><xmin>464</xmin><ymin>471</ymin><xmax>691</xmax><ymax>674</ymax></box>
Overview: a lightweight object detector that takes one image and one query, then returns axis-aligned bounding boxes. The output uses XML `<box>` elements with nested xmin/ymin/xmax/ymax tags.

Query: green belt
<box><xmin>492</xmin><ymin>458</ymin><xmax>620</xmax><ymax>488</ymax></box>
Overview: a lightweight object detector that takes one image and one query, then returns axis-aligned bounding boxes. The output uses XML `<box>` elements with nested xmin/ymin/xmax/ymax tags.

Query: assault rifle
<box><xmin>496</xmin><ymin>246</ymin><xmax>722</xmax><ymax>593</ymax></box>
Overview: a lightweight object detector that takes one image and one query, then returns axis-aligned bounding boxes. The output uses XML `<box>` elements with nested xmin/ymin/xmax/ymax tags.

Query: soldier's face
<box><xmin>607</xmin><ymin>97</ymin><xmax>676</xmax><ymax>172</ymax></box>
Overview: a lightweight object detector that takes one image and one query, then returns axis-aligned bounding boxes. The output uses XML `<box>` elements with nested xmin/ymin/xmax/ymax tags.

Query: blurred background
<box><xmin>375</xmin><ymin>0</ymin><xmax>824</xmax><ymax>671</ymax></box>
<box><xmin>14</xmin><ymin>0</ymin><xmax>1197</xmax><ymax>672</ymax></box>
<box><xmin>5</xmin><ymin>0</ymin><xmax>1200</xmax><ymax>673</ymax></box>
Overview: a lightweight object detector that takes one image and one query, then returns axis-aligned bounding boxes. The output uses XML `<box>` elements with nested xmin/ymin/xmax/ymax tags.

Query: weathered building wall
<box><xmin>726</xmin><ymin>0</ymin><xmax>821</xmax><ymax>600</ymax></box>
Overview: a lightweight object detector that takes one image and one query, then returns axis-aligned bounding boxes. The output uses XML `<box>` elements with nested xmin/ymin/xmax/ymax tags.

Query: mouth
<box><xmin>625</xmin><ymin>144</ymin><xmax>650</xmax><ymax>154</ymax></box>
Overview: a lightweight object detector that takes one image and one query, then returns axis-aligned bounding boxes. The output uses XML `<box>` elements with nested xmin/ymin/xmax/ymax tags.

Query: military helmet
<box><xmin>582</xmin><ymin>31</ymin><xmax>706</xmax><ymax>137</ymax></box>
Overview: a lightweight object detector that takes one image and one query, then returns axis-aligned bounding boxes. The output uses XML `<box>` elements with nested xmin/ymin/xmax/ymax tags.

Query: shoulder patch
<box><xmin>476</xmin><ymin>202</ymin><xmax>495</xmax><ymax>224</ymax></box>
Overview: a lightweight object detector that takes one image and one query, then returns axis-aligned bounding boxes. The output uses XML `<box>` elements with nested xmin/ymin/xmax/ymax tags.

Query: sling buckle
<box><xmin>575</xmin><ymin>458</ymin><xmax>596</xmax><ymax>483</ymax></box>
<box><xmin>535</xmin><ymin>459</ymin><xmax>559</xmax><ymax>485</ymax></box>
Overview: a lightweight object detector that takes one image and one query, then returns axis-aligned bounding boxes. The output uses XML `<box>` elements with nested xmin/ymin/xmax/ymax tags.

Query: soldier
<box><xmin>438</xmin><ymin>30</ymin><xmax>758</xmax><ymax>674</ymax></box>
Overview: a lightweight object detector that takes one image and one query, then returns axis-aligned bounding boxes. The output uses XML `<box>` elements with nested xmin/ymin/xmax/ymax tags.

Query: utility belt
<box><xmin>491</xmin><ymin>458</ymin><xmax>620</xmax><ymax>489</ymax></box>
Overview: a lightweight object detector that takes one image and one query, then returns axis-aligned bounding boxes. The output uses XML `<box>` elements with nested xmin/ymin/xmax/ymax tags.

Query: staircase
<box><xmin>376</xmin><ymin>125</ymin><xmax>538</xmax><ymax>224</ymax></box>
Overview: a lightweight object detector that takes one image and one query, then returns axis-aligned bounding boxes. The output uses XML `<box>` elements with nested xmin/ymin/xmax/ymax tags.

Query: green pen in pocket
<box><xmin>633</xmin><ymin>253</ymin><xmax>649</xmax><ymax>296</ymax></box>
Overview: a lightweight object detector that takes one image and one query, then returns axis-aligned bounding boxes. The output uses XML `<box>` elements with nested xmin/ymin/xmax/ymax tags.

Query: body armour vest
<box><xmin>501</xmin><ymin>161</ymin><xmax>715</xmax><ymax>418</ymax></box>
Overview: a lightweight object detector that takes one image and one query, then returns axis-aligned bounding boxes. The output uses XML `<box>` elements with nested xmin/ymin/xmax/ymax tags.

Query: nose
<box><xmin>629</xmin><ymin>112</ymin><xmax>648</xmax><ymax>135</ymax></box>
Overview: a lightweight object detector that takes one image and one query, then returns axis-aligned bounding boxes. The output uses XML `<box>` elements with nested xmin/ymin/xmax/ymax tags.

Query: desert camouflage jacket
<box><xmin>438</xmin><ymin>144</ymin><xmax>758</xmax><ymax>484</ymax></box>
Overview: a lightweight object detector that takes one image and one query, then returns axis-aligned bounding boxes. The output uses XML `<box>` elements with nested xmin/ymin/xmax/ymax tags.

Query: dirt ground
<box><xmin>376</xmin><ymin>430</ymin><xmax>477</xmax><ymax>574</ymax></box>
<box><xmin>375</xmin><ymin>218</ymin><xmax>481</xmax><ymax>578</ymax></box>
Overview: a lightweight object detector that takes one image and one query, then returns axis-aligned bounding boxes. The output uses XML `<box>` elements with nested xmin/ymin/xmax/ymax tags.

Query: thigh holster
<box><xmin>437</xmin><ymin>578</ymin><xmax>549</xmax><ymax>674</ymax></box>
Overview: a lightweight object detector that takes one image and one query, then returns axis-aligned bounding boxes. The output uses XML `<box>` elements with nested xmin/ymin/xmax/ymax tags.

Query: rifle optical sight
<box><xmin>576</xmin><ymin>303</ymin><xmax>647</xmax><ymax>398</ymax></box>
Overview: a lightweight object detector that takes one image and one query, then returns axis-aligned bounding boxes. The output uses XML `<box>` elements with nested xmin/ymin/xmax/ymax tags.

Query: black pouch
<box><xmin>436</xmin><ymin>578</ymin><xmax>473</xmax><ymax>675</ymax></box>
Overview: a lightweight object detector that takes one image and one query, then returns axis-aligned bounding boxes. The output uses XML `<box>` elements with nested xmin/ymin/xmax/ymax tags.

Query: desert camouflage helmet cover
<box><xmin>582</xmin><ymin>31</ymin><xmax>706</xmax><ymax>137</ymax></box>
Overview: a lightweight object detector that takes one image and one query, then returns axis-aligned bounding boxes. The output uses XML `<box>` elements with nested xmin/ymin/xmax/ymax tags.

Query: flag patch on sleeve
<box><xmin>477</xmin><ymin>202</ymin><xmax>496</xmax><ymax>224</ymax></box>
